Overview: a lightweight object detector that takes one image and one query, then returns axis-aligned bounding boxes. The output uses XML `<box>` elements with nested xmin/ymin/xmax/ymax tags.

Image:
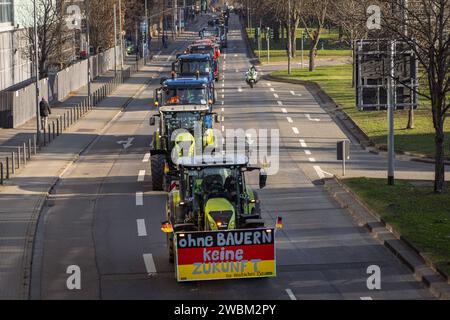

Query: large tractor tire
<box><xmin>151</xmin><ymin>154</ymin><xmax>165</xmax><ymax>191</ymax></box>
<box><xmin>168</xmin><ymin>236</ymin><xmax>174</xmax><ymax>263</ymax></box>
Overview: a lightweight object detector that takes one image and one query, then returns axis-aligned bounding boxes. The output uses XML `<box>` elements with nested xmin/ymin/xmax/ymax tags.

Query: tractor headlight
<box><xmin>209</xmin><ymin>210</ymin><xmax>233</xmax><ymax>230</ymax></box>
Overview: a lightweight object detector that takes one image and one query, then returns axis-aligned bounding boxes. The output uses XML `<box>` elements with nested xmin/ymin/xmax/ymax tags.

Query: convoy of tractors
<box><xmin>148</xmin><ymin>8</ymin><xmax>279</xmax><ymax>282</ymax></box>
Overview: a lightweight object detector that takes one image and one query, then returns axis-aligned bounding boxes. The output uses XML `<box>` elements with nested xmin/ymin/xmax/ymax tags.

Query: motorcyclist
<box><xmin>246</xmin><ymin>65</ymin><xmax>258</xmax><ymax>83</ymax></box>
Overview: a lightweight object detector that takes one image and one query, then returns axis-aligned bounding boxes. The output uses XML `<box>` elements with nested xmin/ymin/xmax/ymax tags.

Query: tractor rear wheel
<box><xmin>151</xmin><ymin>154</ymin><xmax>165</xmax><ymax>191</ymax></box>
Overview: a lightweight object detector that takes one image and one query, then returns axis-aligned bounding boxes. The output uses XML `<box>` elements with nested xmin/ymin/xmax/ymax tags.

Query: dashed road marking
<box><xmin>221</xmin><ymin>107</ymin><xmax>224</xmax><ymax>112</ymax></box>
<box><xmin>142</xmin><ymin>153</ymin><xmax>150</xmax><ymax>163</ymax></box>
<box><xmin>270</xmin><ymin>88</ymin><xmax>275</xmax><ymax>92</ymax></box>
<box><xmin>309</xmin><ymin>157</ymin><xmax>316</xmax><ymax>162</ymax></box>
<box><xmin>266</xmin><ymin>83</ymin><xmax>272</xmax><ymax>87</ymax></box>
<box><xmin>143</xmin><ymin>253</ymin><xmax>157</xmax><ymax>275</ymax></box>
<box><xmin>277</xmin><ymin>101</ymin><xmax>283</xmax><ymax>106</ymax></box>
<box><xmin>299</xmin><ymin>139</ymin><xmax>307</xmax><ymax>148</ymax></box>
<box><xmin>286</xmin><ymin>117</ymin><xmax>293</xmax><ymax>123</ymax></box>
<box><xmin>238</xmin><ymin>87</ymin><xmax>243</xmax><ymax>92</ymax></box>
<box><xmin>290</xmin><ymin>90</ymin><xmax>302</xmax><ymax>96</ymax></box>
<box><xmin>137</xmin><ymin>219</ymin><xmax>147</xmax><ymax>237</ymax></box>
<box><xmin>281</xmin><ymin>108</ymin><xmax>287</xmax><ymax>113</ymax></box>
<box><xmin>137</xmin><ymin>170</ymin><xmax>146</xmax><ymax>182</ymax></box>
<box><xmin>136</xmin><ymin>192</ymin><xmax>143</xmax><ymax>206</ymax></box>
<box><xmin>286</xmin><ymin>289</ymin><xmax>297</xmax><ymax>300</ymax></box>
<box><xmin>274</xmin><ymin>94</ymin><xmax>279</xmax><ymax>98</ymax></box>
<box><xmin>292</xmin><ymin>127</ymin><xmax>299</xmax><ymax>134</ymax></box>
<box><xmin>304</xmin><ymin>149</ymin><xmax>312</xmax><ymax>155</ymax></box>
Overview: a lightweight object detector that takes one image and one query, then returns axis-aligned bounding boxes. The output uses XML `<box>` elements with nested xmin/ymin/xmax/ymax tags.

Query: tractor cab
<box><xmin>167</xmin><ymin>155</ymin><xmax>267</xmax><ymax>235</ymax></box>
<box><xmin>149</xmin><ymin>105</ymin><xmax>218</xmax><ymax>191</ymax></box>
<box><xmin>173</xmin><ymin>53</ymin><xmax>219</xmax><ymax>83</ymax></box>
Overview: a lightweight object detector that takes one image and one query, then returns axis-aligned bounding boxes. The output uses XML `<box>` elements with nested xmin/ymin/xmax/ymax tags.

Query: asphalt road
<box><xmin>30</xmin><ymin>13</ymin><xmax>435</xmax><ymax>300</ymax></box>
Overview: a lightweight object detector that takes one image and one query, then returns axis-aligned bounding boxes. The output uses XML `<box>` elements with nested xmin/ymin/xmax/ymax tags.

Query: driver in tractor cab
<box><xmin>166</xmin><ymin>89</ymin><xmax>180</xmax><ymax>105</ymax></box>
<box><xmin>224</xmin><ymin>175</ymin><xmax>238</xmax><ymax>203</ymax></box>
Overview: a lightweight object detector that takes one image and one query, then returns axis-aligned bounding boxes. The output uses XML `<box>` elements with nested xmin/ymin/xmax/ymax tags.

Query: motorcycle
<box><xmin>245</xmin><ymin>70</ymin><xmax>258</xmax><ymax>88</ymax></box>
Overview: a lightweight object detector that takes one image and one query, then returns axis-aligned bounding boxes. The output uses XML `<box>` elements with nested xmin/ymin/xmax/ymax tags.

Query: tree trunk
<box><xmin>309</xmin><ymin>38</ymin><xmax>320</xmax><ymax>71</ymax></box>
<box><xmin>434</xmin><ymin>127</ymin><xmax>445</xmax><ymax>193</ymax></box>
<box><xmin>407</xmin><ymin>106</ymin><xmax>414</xmax><ymax>129</ymax></box>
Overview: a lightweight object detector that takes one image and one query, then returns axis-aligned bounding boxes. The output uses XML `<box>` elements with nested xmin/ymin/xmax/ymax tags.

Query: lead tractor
<box><xmin>163</xmin><ymin>155</ymin><xmax>268</xmax><ymax>263</ymax></box>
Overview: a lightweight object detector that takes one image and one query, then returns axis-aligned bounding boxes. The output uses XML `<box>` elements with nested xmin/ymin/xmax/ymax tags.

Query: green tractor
<box><xmin>149</xmin><ymin>77</ymin><xmax>219</xmax><ymax>191</ymax></box>
<box><xmin>163</xmin><ymin>155</ymin><xmax>268</xmax><ymax>263</ymax></box>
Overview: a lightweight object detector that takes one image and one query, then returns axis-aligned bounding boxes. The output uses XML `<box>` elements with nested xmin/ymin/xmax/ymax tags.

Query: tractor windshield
<box><xmin>164</xmin><ymin>112</ymin><xmax>202</xmax><ymax>134</ymax></box>
<box><xmin>180</xmin><ymin>60</ymin><xmax>211</xmax><ymax>75</ymax></box>
<box><xmin>163</xmin><ymin>87</ymin><xmax>208</xmax><ymax>105</ymax></box>
<box><xmin>187</xmin><ymin>167</ymin><xmax>242</xmax><ymax>207</ymax></box>
<box><xmin>190</xmin><ymin>46</ymin><xmax>215</xmax><ymax>57</ymax></box>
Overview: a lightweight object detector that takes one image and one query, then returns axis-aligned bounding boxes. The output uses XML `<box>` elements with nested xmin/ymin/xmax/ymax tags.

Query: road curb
<box><xmin>264</xmin><ymin>74</ymin><xmax>450</xmax><ymax>165</ymax></box>
<box><xmin>323</xmin><ymin>177</ymin><xmax>450</xmax><ymax>299</ymax></box>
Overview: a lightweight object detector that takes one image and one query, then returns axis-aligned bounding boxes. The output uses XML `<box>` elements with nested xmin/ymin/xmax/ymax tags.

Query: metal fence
<box><xmin>0</xmin><ymin>58</ymin><xmax>143</xmax><ymax>185</ymax></box>
<box><xmin>0</xmin><ymin>46</ymin><xmax>123</xmax><ymax>129</ymax></box>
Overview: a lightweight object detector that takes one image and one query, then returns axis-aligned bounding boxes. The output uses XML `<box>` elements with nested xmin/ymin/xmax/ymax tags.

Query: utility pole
<box><xmin>267</xmin><ymin>27</ymin><xmax>270</xmax><ymax>63</ymax></box>
<box><xmin>113</xmin><ymin>2</ymin><xmax>117</xmax><ymax>76</ymax></box>
<box><xmin>33</xmin><ymin>0</ymin><xmax>41</xmax><ymax>143</ymax></box>
<box><xmin>387</xmin><ymin>40</ymin><xmax>396</xmax><ymax>186</ymax></box>
<box><xmin>287</xmin><ymin>0</ymin><xmax>292</xmax><ymax>75</ymax></box>
<box><xmin>301</xmin><ymin>30</ymin><xmax>304</xmax><ymax>68</ymax></box>
<box><xmin>86</xmin><ymin>0</ymin><xmax>92</xmax><ymax>106</ymax></box>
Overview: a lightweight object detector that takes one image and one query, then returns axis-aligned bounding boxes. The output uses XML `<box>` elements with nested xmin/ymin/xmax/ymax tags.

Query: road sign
<box><xmin>175</xmin><ymin>228</ymin><xmax>276</xmax><ymax>282</ymax></box>
<box><xmin>355</xmin><ymin>39</ymin><xmax>419</xmax><ymax>111</ymax></box>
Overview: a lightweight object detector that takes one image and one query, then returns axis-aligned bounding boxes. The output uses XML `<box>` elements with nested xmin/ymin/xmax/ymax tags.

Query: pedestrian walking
<box><xmin>39</xmin><ymin>97</ymin><xmax>51</xmax><ymax>130</ymax></box>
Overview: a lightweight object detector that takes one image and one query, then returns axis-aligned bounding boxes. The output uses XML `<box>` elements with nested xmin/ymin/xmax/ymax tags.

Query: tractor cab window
<box><xmin>188</xmin><ymin>167</ymin><xmax>241</xmax><ymax>206</ymax></box>
<box><xmin>164</xmin><ymin>88</ymin><xmax>207</xmax><ymax>105</ymax></box>
<box><xmin>165</xmin><ymin>112</ymin><xmax>202</xmax><ymax>134</ymax></box>
<box><xmin>190</xmin><ymin>46</ymin><xmax>215</xmax><ymax>57</ymax></box>
<box><xmin>180</xmin><ymin>60</ymin><xmax>211</xmax><ymax>75</ymax></box>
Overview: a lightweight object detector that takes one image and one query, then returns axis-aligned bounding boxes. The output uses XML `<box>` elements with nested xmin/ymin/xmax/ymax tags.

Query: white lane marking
<box><xmin>299</xmin><ymin>139</ymin><xmax>307</xmax><ymax>148</ymax></box>
<box><xmin>309</xmin><ymin>157</ymin><xmax>316</xmax><ymax>162</ymax></box>
<box><xmin>286</xmin><ymin>289</ymin><xmax>297</xmax><ymax>300</ymax></box>
<box><xmin>270</xmin><ymin>88</ymin><xmax>275</xmax><ymax>92</ymax></box>
<box><xmin>143</xmin><ymin>253</ymin><xmax>157</xmax><ymax>274</ymax></box>
<box><xmin>277</xmin><ymin>101</ymin><xmax>283</xmax><ymax>106</ymax></box>
<box><xmin>292</xmin><ymin>127</ymin><xmax>299</xmax><ymax>134</ymax></box>
<box><xmin>222</xmin><ymin>88</ymin><xmax>225</xmax><ymax>93</ymax></box>
<box><xmin>137</xmin><ymin>170</ymin><xmax>146</xmax><ymax>182</ymax></box>
<box><xmin>304</xmin><ymin>149</ymin><xmax>312</xmax><ymax>155</ymax></box>
<box><xmin>142</xmin><ymin>153</ymin><xmax>150</xmax><ymax>163</ymax></box>
<box><xmin>291</xmin><ymin>90</ymin><xmax>302</xmax><ymax>96</ymax></box>
<box><xmin>281</xmin><ymin>108</ymin><xmax>287</xmax><ymax>113</ymax></box>
<box><xmin>222</xmin><ymin>83</ymin><xmax>225</xmax><ymax>88</ymax></box>
<box><xmin>266</xmin><ymin>83</ymin><xmax>272</xmax><ymax>87</ymax></box>
<box><xmin>274</xmin><ymin>94</ymin><xmax>279</xmax><ymax>98</ymax></box>
<box><xmin>222</xmin><ymin>94</ymin><xmax>225</xmax><ymax>99</ymax></box>
<box><xmin>221</xmin><ymin>107</ymin><xmax>224</xmax><ymax>112</ymax></box>
<box><xmin>234</xmin><ymin>54</ymin><xmax>238</xmax><ymax>57</ymax></box>
<box><xmin>222</xmin><ymin>125</ymin><xmax>225</xmax><ymax>132</ymax></box>
<box><xmin>221</xmin><ymin>101</ymin><xmax>224</xmax><ymax>105</ymax></box>
<box><xmin>286</xmin><ymin>117</ymin><xmax>293</xmax><ymax>123</ymax></box>
<box><xmin>238</xmin><ymin>87</ymin><xmax>243</xmax><ymax>92</ymax></box>
<box><xmin>313</xmin><ymin>166</ymin><xmax>325</xmax><ymax>179</ymax></box>
<box><xmin>306</xmin><ymin>114</ymin><xmax>320</xmax><ymax>122</ymax></box>
<box><xmin>137</xmin><ymin>219</ymin><xmax>147</xmax><ymax>237</ymax></box>
<box><xmin>236</xmin><ymin>69</ymin><xmax>239</xmax><ymax>73</ymax></box>
<box><xmin>136</xmin><ymin>192</ymin><xmax>143</xmax><ymax>206</ymax></box>
<box><xmin>360</xmin><ymin>297</ymin><xmax>373</xmax><ymax>300</ymax></box>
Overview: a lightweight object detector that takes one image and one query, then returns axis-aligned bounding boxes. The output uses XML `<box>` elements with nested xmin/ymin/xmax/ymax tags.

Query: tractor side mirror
<box><xmin>214</xmin><ymin>114</ymin><xmax>219</xmax><ymax>123</ymax></box>
<box><xmin>149</xmin><ymin>116</ymin><xmax>156</xmax><ymax>126</ymax></box>
<box><xmin>259</xmin><ymin>172</ymin><xmax>267</xmax><ymax>189</ymax></box>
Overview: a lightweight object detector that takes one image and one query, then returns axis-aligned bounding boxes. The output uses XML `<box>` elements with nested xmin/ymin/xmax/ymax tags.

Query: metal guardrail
<box><xmin>0</xmin><ymin>59</ymin><xmax>143</xmax><ymax>185</ymax></box>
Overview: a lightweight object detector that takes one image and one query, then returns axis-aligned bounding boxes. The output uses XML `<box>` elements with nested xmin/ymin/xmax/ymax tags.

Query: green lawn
<box><xmin>272</xmin><ymin>65</ymin><xmax>450</xmax><ymax>157</ymax></box>
<box><xmin>342</xmin><ymin>178</ymin><xmax>450</xmax><ymax>277</ymax></box>
<box><xmin>246</xmin><ymin>27</ymin><xmax>351</xmax><ymax>63</ymax></box>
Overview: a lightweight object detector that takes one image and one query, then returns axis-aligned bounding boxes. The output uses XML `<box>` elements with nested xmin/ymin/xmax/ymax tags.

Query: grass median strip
<box><xmin>271</xmin><ymin>65</ymin><xmax>450</xmax><ymax>157</ymax></box>
<box><xmin>342</xmin><ymin>177</ymin><xmax>450</xmax><ymax>277</ymax></box>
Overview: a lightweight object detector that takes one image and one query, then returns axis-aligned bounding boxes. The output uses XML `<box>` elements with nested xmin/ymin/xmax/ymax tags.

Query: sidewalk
<box><xmin>0</xmin><ymin>24</ymin><xmax>200</xmax><ymax>299</ymax></box>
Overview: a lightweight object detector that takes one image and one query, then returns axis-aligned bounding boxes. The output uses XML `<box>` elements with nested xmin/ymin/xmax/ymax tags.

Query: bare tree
<box><xmin>301</xmin><ymin>0</ymin><xmax>330</xmax><ymax>71</ymax></box>
<box><xmin>374</xmin><ymin>0</ymin><xmax>450</xmax><ymax>193</ymax></box>
<box><xmin>18</xmin><ymin>0</ymin><xmax>69</xmax><ymax>77</ymax></box>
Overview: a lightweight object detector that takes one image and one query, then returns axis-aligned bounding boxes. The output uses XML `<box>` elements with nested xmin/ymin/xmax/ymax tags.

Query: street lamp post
<box><xmin>287</xmin><ymin>0</ymin><xmax>292</xmax><ymax>75</ymax></box>
<box><xmin>118</xmin><ymin>0</ymin><xmax>124</xmax><ymax>71</ymax></box>
<box><xmin>86</xmin><ymin>0</ymin><xmax>92</xmax><ymax>106</ymax></box>
<box><xmin>33</xmin><ymin>0</ymin><xmax>41</xmax><ymax>143</ymax></box>
<box><xmin>113</xmin><ymin>3</ymin><xmax>117</xmax><ymax>76</ymax></box>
